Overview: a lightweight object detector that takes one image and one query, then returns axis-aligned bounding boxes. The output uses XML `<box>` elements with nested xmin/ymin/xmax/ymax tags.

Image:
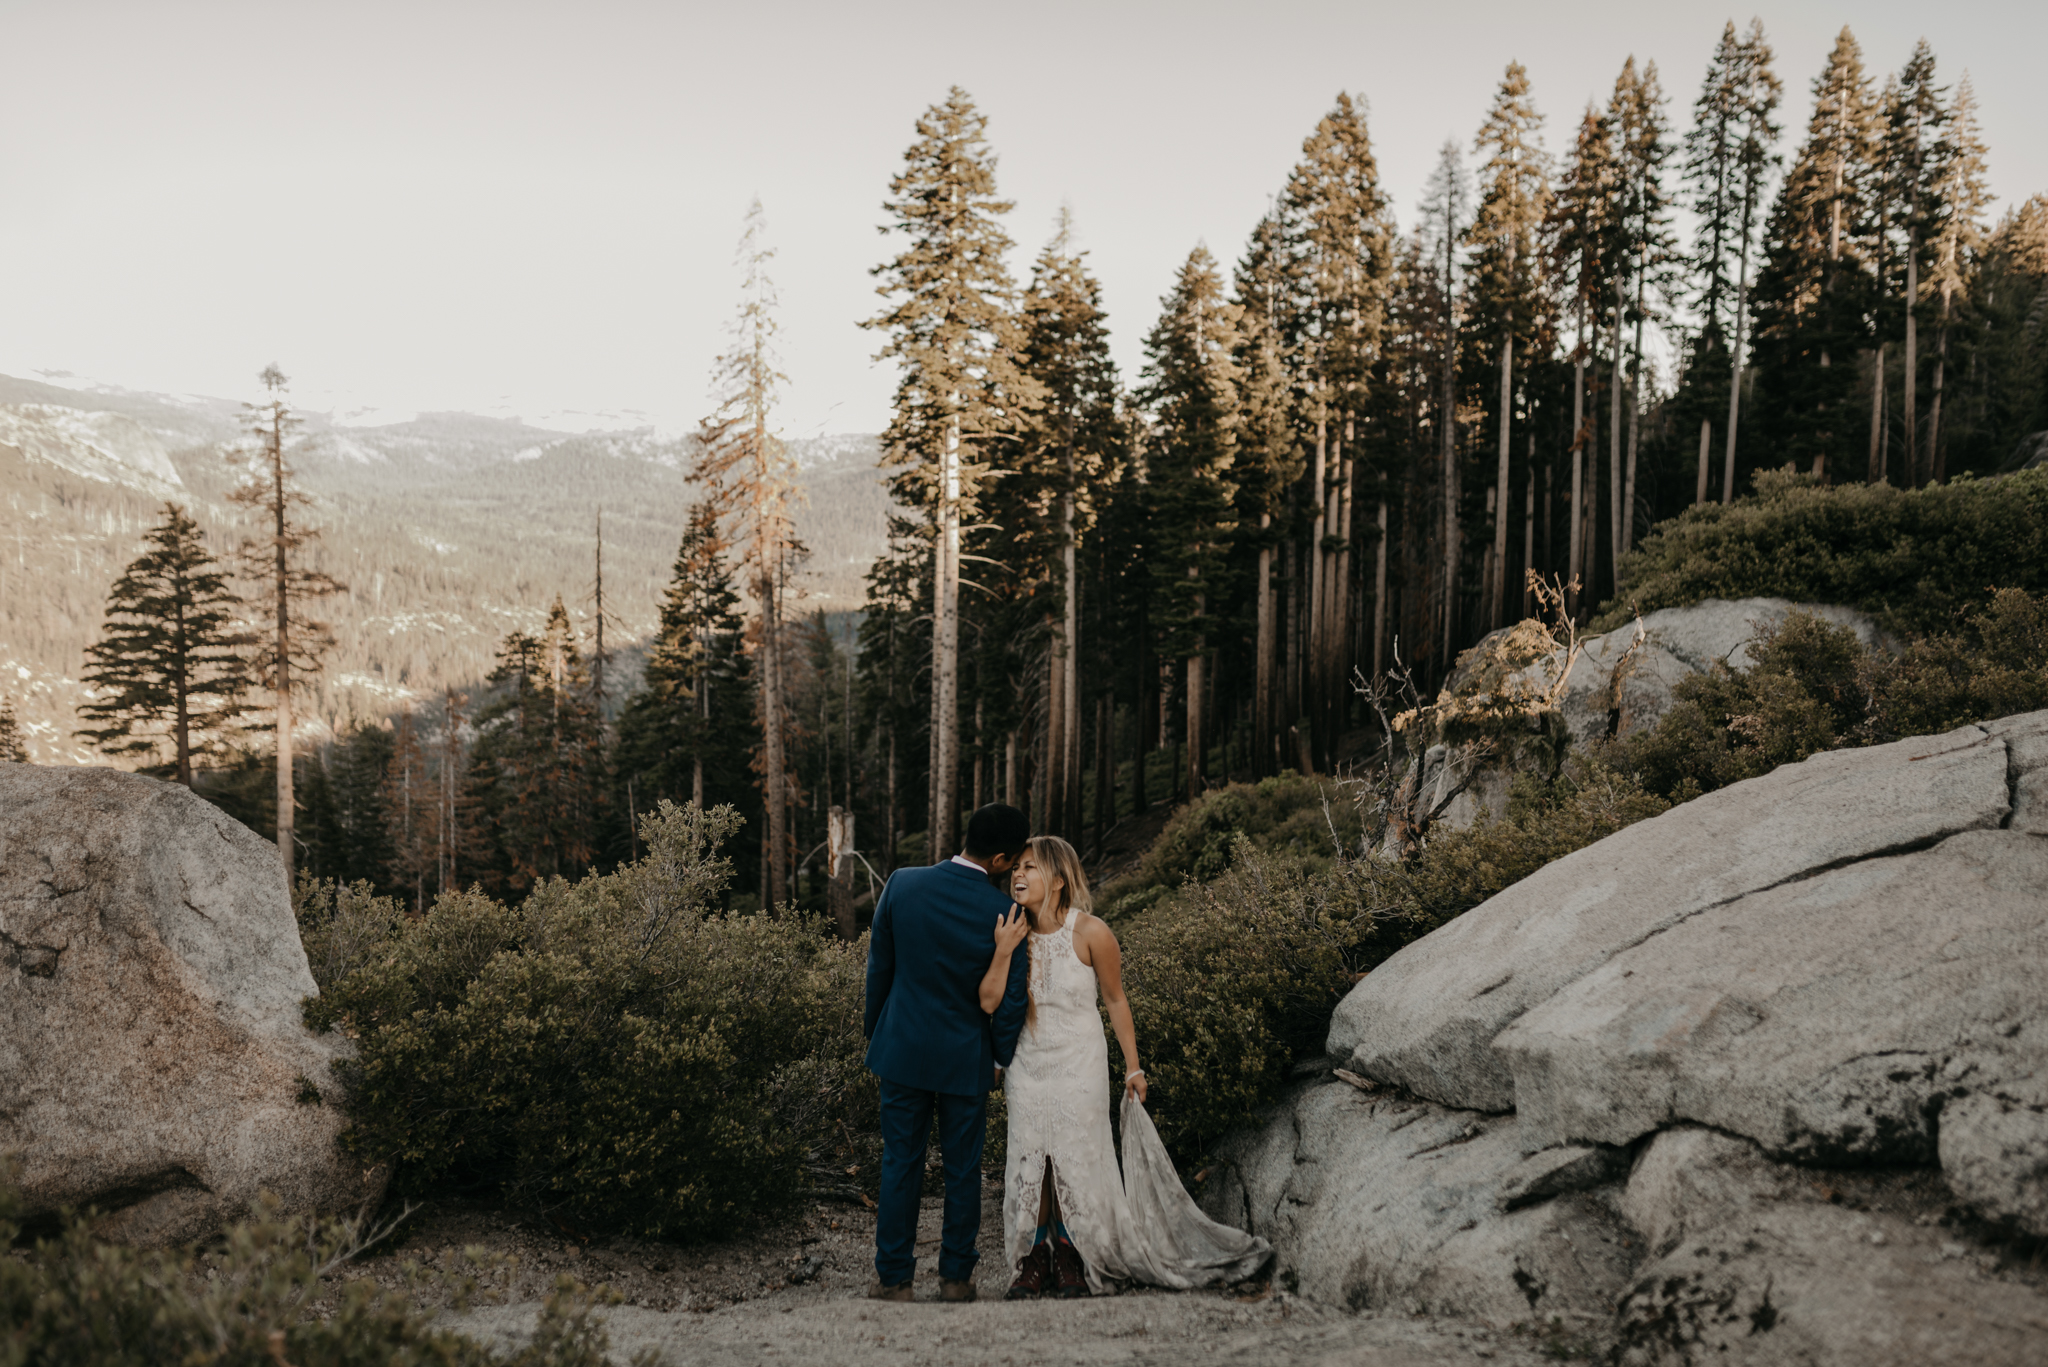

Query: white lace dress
<box><xmin>1001</xmin><ymin>910</ymin><xmax>1272</xmax><ymax>1293</ymax></box>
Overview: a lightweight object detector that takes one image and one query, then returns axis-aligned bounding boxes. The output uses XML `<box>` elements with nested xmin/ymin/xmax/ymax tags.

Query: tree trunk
<box><xmin>1331</xmin><ymin>440</ymin><xmax>1354</xmax><ymax>765</ymax></box>
<box><xmin>1044</xmin><ymin>617</ymin><xmax>1065</xmax><ymax>837</ymax></box>
<box><xmin>1254</xmin><ymin>515</ymin><xmax>1273</xmax><ymax>777</ymax></box>
<box><xmin>1568</xmin><ymin>302</ymin><xmax>1586</xmax><ymax>615</ymax></box>
<box><xmin>1723</xmin><ymin>220</ymin><xmax>1754</xmax><ymax>505</ymax></box>
<box><xmin>1184</xmin><ymin>648</ymin><xmax>1204</xmax><ymax>796</ymax></box>
<box><xmin>272</xmin><ymin>440</ymin><xmax>294</xmax><ymax>877</ymax></box>
<box><xmin>1062</xmin><ymin>497</ymin><xmax>1081</xmax><ymax>835</ymax></box>
<box><xmin>1307</xmin><ymin>415</ymin><xmax>1327</xmax><ymax>730</ymax></box>
<box><xmin>1686</xmin><ymin>421</ymin><xmax>1703</xmax><ymax>510</ymax></box>
<box><xmin>1093</xmin><ymin>692</ymin><xmax>1111</xmax><ymax>851</ymax></box>
<box><xmin>1623</xmin><ymin>276</ymin><xmax>1647</xmax><ymax>558</ymax></box>
<box><xmin>1869</xmin><ymin>343</ymin><xmax>1886</xmax><ymax>484</ymax></box>
<box><xmin>1521</xmin><ymin>455</ymin><xmax>1535</xmax><ymax>620</ymax></box>
<box><xmin>827</xmin><ymin>805</ymin><xmax>855</xmax><ymax>940</ymax></box>
<box><xmin>1492</xmin><ymin>329</ymin><xmax>1513</xmax><ymax>630</ymax></box>
<box><xmin>1609</xmin><ymin>277</ymin><xmax>1626</xmax><ymax>574</ymax></box>
<box><xmin>763</xmin><ymin>578</ymin><xmax>787</xmax><ymax>905</ymax></box>
<box><xmin>1904</xmin><ymin>233</ymin><xmax>1919</xmax><ymax>486</ymax></box>
<box><xmin>930</xmin><ymin>412</ymin><xmax>961</xmax><ymax>856</ymax></box>
<box><xmin>1372</xmin><ymin>482</ymin><xmax>1388</xmax><ymax>680</ymax></box>
<box><xmin>173</xmin><ymin>601</ymin><xmax>192</xmax><ymax>787</ymax></box>
<box><xmin>1930</xmin><ymin>283</ymin><xmax>1950</xmax><ymax>483</ymax></box>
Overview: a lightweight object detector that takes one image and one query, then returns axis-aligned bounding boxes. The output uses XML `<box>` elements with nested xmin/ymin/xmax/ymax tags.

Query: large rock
<box><xmin>0</xmin><ymin>764</ymin><xmax>382</xmax><ymax>1244</ymax></box>
<box><xmin>1498</xmin><ymin>829</ymin><xmax>2048</xmax><ymax>1168</ymax></box>
<box><xmin>1532</xmin><ymin>597</ymin><xmax>1883</xmax><ymax>748</ymax></box>
<box><xmin>1204</xmin><ymin>1078</ymin><xmax>1638</xmax><ymax>1330</ymax></box>
<box><xmin>1419</xmin><ymin>598</ymin><xmax>1888</xmax><ymax>834</ymax></box>
<box><xmin>1614</xmin><ymin>1204</ymin><xmax>2048</xmax><ymax>1366</ymax></box>
<box><xmin>1328</xmin><ymin>721</ymin><xmax>2012</xmax><ymax>1112</ymax></box>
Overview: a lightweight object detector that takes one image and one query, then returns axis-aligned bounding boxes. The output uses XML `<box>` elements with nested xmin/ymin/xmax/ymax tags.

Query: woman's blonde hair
<box><xmin>1022</xmin><ymin>835</ymin><xmax>1091</xmax><ymax>929</ymax></box>
<box><xmin>1019</xmin><ymin>836</ymin><xmax>1092</xmax><ymax>1031</ymax></box>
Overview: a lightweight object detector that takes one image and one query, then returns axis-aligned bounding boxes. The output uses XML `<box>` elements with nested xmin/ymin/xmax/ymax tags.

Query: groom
<box><xmin>863</xmin><ymin>802</ymin><xmax>1032</xmax><ymax>1303</ymax></box>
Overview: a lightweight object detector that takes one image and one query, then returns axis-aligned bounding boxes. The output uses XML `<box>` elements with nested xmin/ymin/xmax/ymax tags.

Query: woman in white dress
<box><xmin>977</xmin><ymin>836</ymin><xmax>1270</xmax><ymax>1298</ymax></box>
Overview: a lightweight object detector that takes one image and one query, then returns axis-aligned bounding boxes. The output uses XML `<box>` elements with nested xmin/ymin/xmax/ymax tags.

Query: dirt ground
<box><xmin>324</xmin><ymin>1183</ymin><xmax>1567</xmax><ymax>1366</ymax></box>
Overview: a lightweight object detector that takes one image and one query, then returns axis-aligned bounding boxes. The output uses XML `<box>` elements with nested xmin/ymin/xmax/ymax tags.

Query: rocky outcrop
<box><xmin>1209</xmin><ymin>710</ymin><xmax>2048</xmax><ymax>1363</ymax></box>
<box><xmin>1532</xmin><ymin>597</ymin><xmax>1883</xmax><ymax>748</ymax></box>
<box><xmin>0</xmin><ymin>763</ymin><xmax>383</xmax><ymax>1244</ymax></box>
<box><xmin>1419</xmin><ymin>598</ymin><xmax>1887</xmax><ymax>832</ymax></box>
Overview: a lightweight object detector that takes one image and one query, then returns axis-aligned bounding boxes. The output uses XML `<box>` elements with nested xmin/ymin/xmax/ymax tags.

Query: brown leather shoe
<box><xmin>939</xmin><ymin>1276</ymin><xmax>977</xmax><ymax>1302</ymax></box>
<box><xmin>866</xmin><ymin>1278</ymin><xmax>914</xmax><ymax>1302</ymax></box>
<box><xmin>1050</xmin><ymin>1239</ymin><xmax>1089</xmax><ymax>1298</ymax></box>
<box><xmin>1005</xmin><ymin>1243</ymin><xmax>1051</xmax><ymax>1300</ymax></box>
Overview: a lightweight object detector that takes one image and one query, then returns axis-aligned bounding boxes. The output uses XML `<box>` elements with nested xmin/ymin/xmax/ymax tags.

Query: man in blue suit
<box><xmin>864</xmin><ymin>802</ymin><xmax>1031</xmax><ymax>1303</ymax></box>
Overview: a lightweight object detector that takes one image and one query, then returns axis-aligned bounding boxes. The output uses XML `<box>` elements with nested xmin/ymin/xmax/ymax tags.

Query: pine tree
<box><xmin>0</xmin><ymin>699</ymin><xmax>28</xmax><ymax>763</ymax></box>
<box><xmin>615</xmin><ymin>500</ymin><xmax>756</xmax><ymax>866</ymax></box>
<box><xmin>1465</xmin><ymin>61</ymin><xmax>1551</xmax><ymax>627</ymax></box>
<box><xmin>467</xmin><ymin>599</ymin><xmax>604</xmax><ymax>896</ymax></box>
<box><xmin>696</xmin><ymin>198</ymin><xmax>803</xmax><ymax>905</ymax></box>
<box><xmin>1749</xmin><ymin>28</ymin><xmax>1881</xmax><ymax>481</ymax></box>
<box><xmin>864</xmin><ymin>88</ymin><xmax>1041</xmax><ymax>857</ymax></box>
<box><xmin>1924</xmin><ymin>75</ymin><xmax>1990</xmax><ymax>480</ymax></box>
<box><xmin>1277</xmin><ymin>93</ymin><xmax>1398</xmax><ymax>762</ymax></box>
<box><xmin>1015</xmin><ymin>210</ymin><xmax>1122</xmax><ymax>837</ymax></box>
<box><xmin>1607</xmin><ymin>58</ymin><xmax>1677</xmax><ymax>567</ymax></box>
<box><xmin>383</xmin><ymin>709</ymin><xmax>435</xmax><ymax>912</ymax></box>
<box><xmin>77</xmin><ymin>503</ymin><xmax>252</xmax><ymax>785</ymax></box>
<box><xmin>1885</xmin><ymin>41</ymin><xmax>1945</xmax><ymax>486</ymax></box>
<box><xmin>1420</xmin><ymin>141</ymin><xmax>1472</xmax><ymax>653</ymax></box>
<box><xmin>229</xmin><ymin>366</ymin><xmax>344</xmax><ymax>875</ymax></box>
<box><xmin>1703</xmin><ymin>21</ymin><xmax>1783</xmax><ymax>503</ymax></box>
<box><xmin>1547</xmin><ymin>104</ymin><xmax>1620</xmax><ymax>612</ymax></box>
<box><xmin>1140</xmin><ymin>246</ymin><xmax>1242</xmax><ymax>798</ymax></box>
<box><xmin>1232</xmin><ymin>213</ymin><xmax>1305</xmax><ymax>767</ymax></box>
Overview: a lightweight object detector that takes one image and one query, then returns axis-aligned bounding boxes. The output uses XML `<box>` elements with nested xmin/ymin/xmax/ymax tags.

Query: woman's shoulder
<box><xmin>1070</xmin><ymin>909</ymin><xmax>1117</xmax><ymax>947</ymax></box>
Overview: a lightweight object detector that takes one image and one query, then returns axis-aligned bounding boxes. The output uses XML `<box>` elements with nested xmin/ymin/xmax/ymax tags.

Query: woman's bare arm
<box><xmin>980</xmin><ymin>906</ymin><xmax>1030</xmax><ymax>1015</ymax></box>
<box><xmin>1078</xmin><ymin>915</ymin><xmax>1145</xmax><ymax>1102</ymax></box>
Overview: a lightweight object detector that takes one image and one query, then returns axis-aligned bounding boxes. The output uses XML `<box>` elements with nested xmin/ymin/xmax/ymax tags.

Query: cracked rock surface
<box><xmin>1212</xmin><ymin>710</ymin><xmax>2048</xmax><ymax>1364</ymax></box>
<box><xmin>0</xmin><ymin>763</ymin><xmax>383</xmax><ymax>1244</ymax></box>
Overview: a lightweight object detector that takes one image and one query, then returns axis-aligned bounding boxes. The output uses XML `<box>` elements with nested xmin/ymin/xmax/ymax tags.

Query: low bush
<box><xmin>1601</xmin><ymin>592</ymin><xmax>2048</xmax><ymax>802</ymax></box>
<box><xmin>0</xmin><ymin>1177</ymin><xmax>616</xmax><ymax>1367</ymax></box>
<box><xmin>1595</xmin><ymin>465</ymin><xmax>2048</xmax><ymax>635</ymax></box>
<box><xmin>300</xmin><ymin>800</ymin><xmax>876</xmax><ymax>1241</ymax></box>
<box><xmin>1096</xmin><ymin>771</ymin><xmax>1364</xmax><ymax>920</ymax></box>
<box><xmin>1116</xmin><ymin>758</ymin><xmax>1665</xmax><ymax>1164</ymax></box>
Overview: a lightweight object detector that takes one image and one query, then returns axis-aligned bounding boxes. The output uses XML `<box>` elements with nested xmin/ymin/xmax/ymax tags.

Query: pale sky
<box><xmin>3</xmin><ymin>0</ymin><xmax>2041</xmax><ymax>438</ymax></box>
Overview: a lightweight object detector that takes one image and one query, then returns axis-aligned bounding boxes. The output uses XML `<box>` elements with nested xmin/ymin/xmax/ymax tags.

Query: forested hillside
<box><xmin>0</xmin><ymin>371</ymin><xmax>891</xmax><ymax>763</ymax></box>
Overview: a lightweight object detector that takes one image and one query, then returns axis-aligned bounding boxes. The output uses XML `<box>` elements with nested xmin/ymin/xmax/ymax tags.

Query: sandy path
<box><xmin>440</xmin><ymin>1190</ymin><xmax>1563</xmax><ymax>1366</ymax></box>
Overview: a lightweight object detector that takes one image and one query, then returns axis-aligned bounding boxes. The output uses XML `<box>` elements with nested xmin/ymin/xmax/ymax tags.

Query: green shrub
<box><xmin>300</xmin><ymin>801</ymin><xmax>875</xmax><ymax>1241</ymax></box>
<box><xmin>1116</xmin><ymin>760</ymin><xmax>1665</xmax><ymax>1165</ymax></box>
<box><xmin>1097</xmin><ymin>772</ymin><xmax>1363</xmax><ymax>920</ymax></box>
<box><xmin>1864</xmin><ymin>587</ymin><xmax>2048</xmax><ymax>739</ymax></box>
<box><xmin>1602</xmin><ymin>594</ymin><xmax>2048</xmax><ymax>800</ymax></box>
<box><xmin>1599</xmin><ymin>611</ymin><xmax>1873</xmax><ymax>800</ymax></box>
<box><xmin>1595</xmin><ymin>466</ymin><xmax>2048</xmax><ymax>635</ymax></box>
<box><xmin>0</xmin><ymin>1175</ymin><xmax>615</xmax><ymax>1367</ymax></box>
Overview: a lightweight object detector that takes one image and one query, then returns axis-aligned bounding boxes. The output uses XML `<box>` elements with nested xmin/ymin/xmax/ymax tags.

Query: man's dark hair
<box><xmin>963</xmin><ymin>803</ymin><xmax>1030</xmax><ymax>860</ymax></box>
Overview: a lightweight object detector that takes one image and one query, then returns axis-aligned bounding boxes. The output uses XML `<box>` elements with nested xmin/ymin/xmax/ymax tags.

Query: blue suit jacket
<box><xmin>864</xmin><ymin>859</ymin><xmax>1030</xmax><ymax>1097</ymax></box>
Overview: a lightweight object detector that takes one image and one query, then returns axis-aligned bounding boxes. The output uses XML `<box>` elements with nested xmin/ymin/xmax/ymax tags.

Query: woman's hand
<box><xmin>993</xmin><ymin>905</ymin><xmax>1030</xmax><ymax>955</ymax></box>
<box><xmin>1124</xmin><ymin>1069</ymin><xmax>1148</xmax><ymax>1104</ymax></box>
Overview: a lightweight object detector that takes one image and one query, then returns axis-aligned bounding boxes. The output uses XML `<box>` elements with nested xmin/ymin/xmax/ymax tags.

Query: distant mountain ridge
<box><xmin>0</xmin><ymin>371</ymin><xmax>894</xmax><ymax>765</ymax></box>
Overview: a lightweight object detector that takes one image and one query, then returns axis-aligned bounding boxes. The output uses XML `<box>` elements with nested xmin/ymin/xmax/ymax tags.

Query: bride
<box><xmin>978</xmin><ymin>835</ymin><xmax>1271</xmax><ymax>1298</ymax></box>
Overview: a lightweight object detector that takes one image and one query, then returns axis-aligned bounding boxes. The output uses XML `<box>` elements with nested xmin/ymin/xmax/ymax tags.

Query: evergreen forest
<box><xmin>45</xmin><ymin>21</ymin><xmax>2048</xmax><ymax>922</ymax></box>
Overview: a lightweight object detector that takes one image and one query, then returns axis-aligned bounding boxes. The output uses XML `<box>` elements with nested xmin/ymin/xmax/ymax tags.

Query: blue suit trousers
<box><xmin>874</xmin><ymin>1080</ymin><xmax>985</xmax><ymax>1286</ymax></box>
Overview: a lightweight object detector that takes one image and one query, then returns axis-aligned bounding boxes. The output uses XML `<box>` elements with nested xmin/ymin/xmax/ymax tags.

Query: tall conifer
<box><xmin>78</xmin><ymin>503</ymin><xmax>252</xmax><ymax>785</ymax></box>
<box><xmin>696</xmin><ymin>198</ymin><xmax>802</xmax><ymax>905</ymax></box>
<box><xmin>1013</xmin><ymin>213</ymin><xmax>1122</xmax><ymax>836</ymax></box>
<box><xmin>1925</xmin><ymin>75</ymin><xmax>1991</xmax><ymax>479</ymax></box>
<box><xmin>1546</xmin><ymin>106</ymin><xmax>1618</xmax><ymax>612</ymax></box>
<box><xmin>864</xmin><ymin>88</ymin><xmax>1040</xmax><ymax>856</ymax></box>
<box><xmin>1750</xmin><ymin>28</ymin><xmax>1881</xmax><ymax>480</ymax></box>
<box><xmin>1466</xmin><ymin>62</ymin><xmax>1550</xmax><ymax>627</ymax></box>
<box><xmin>1278</xmin><ymin>94</ymin><xmax>1396</xmax><ymax>760</ymax></box>
<box><xmin>1140</xmin><ymin>246</ymin><xmax>1242</xmax><ymax>798</ymax></box>
<box><xmin>229</xmin><ymin>366</ymin><xmax>343</xmax><ymax>875</ymax></box>
<box><xmin>1885</xmin><ymin>42</ymin><xmax>1945</xmax><ymax>486</ymax></box>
